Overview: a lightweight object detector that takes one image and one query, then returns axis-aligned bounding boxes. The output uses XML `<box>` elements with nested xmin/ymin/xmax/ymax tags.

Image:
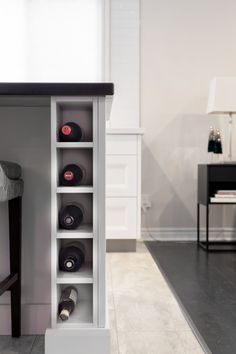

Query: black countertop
<box><xmin>0</xmin><ymin>83</ymin><xmax>114</xmax><ymax>96</ymax></box>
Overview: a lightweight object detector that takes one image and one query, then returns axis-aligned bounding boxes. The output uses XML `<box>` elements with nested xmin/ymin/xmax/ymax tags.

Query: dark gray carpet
<box><xmin>145</xmin><ymin>241</ymin><xmax>236</xmax><ymax>354</ymax></box>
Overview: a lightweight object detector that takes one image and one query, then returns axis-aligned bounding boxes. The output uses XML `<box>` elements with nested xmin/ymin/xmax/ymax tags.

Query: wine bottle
<box><xmin>59</xmin><ymin>242</ymin><xmax>85</xmax><ymax>272</ymax></box>
<box><xmin>59</xmin><ymin>122</ymin><xmax>83</xmax><ymax>142</ymax></box>
<box><xmin>59</xmin><ymin>203</ymin><xmax>84</xmax><ymax>230</ymax></box>
<box><xmin>207</xmin><ymin>126</ymin><xmax>216</xmax><ymax>163</ymax></box>
<box><xmin>58</xmin><ymin>286</ymin><xmax>78</xmax><ymax>321</ymax></box>
<box><xmin>60</xmin><ymin>164</ymin><xmax>85</xmax><ymax>186</ymax></box>
<box><xmin>208</xmin><ymin>126</ymin><xmax>216</xmax><ymax>153</ymax></box>
<box><xmin>214</xmin><ymin>129</ymin><xmax>223</xmax><ymax>154</ymax></box>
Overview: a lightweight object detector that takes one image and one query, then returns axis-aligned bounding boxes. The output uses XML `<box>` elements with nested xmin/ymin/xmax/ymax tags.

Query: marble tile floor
<box><xmin>0</xmin><ymin>241</ymin><xmax>205</xmax><ymax>354</ymax></box>
<box><xmin>108</xmin><ymin>241</ymin><xmax>205</xmax><ymax>354</ymax></box>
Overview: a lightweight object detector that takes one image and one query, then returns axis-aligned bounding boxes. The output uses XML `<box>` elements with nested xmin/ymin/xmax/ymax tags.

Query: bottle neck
<box><xmin>64</xmin><ymin>258</ymin><xmax>76</xmax><ymax>271</ymax></box>
<box><xmin>59</xmin><ymin>308</ymin><xmax>70</xmax><ymax>321</ymax></box>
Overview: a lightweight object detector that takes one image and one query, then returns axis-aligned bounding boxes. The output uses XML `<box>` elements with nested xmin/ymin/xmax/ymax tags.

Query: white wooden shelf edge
<box><xmin>56</xmin><ymin>233</ymin><xmax>93</xmax><ymax>239</ymax></box>
<box><xmin>57</xmin><ymin>186</ymin><xmax>94</xmax><ymax>193</ymax></box>
<box><xmin>106</xmin><ymin>127</ymin><xmax>144</xmax><ymax>135</ymax></box>
<box><xmin>57</xmin><ymin>276</ymin><xmax>93</xmax><ymax>284</ymax></box>
<box><xmin>57</xmin><ymin>263</ymin><xmax>93</xmax><ymax>284</ymax></box>
<box><xmin>56</xmin><ymin>142</ymin><xmax>94</xmax><ymax>149</ymax></box>
<box><xmin>56</xmin><ymin>224</ymin><xmax>93</xmax><ymax>239</ymax></box>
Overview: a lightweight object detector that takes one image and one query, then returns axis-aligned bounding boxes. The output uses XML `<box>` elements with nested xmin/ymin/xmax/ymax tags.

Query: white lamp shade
<box><xmin>207</xmin><ymin>77</ymin><xmax>236</xmax><ymax>114</ymax></box>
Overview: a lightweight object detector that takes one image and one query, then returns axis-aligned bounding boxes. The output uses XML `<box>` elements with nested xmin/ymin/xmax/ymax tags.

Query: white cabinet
<box><xmin>106</xmin><ymin>197</ymin><xmax>137</xmax><ymax>238</ymax></box>
<box><xmin>106</xmin><ymin>134</ymin><xmax>137</xmax><ymax>155</ymax></box>
<box><xmin>106</xmin><ymin>130</ymin><xmax>143</xmax><ymax>244</ymax></box>
<box><xmin>106</xmin><ymin>155</ymin><xmax>137</xmax><ymax>197</ymax></box>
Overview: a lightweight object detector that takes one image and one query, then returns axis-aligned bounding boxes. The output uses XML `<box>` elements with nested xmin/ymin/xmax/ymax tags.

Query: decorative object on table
<box><xmin>207</xmin><ymin>126</ymin><xmax>216</xmax><ymax>163</ymax></box>
<box><xmin>207</xmin><ymin>77</ymin><xmax>236</xmax><ymax>162</ymax></box>
<box><xmin>207</xmin><ymin>126</ymin><xmax>215</xmax><ymax>153</ymax></box>
<box><xmin>214</xmin><ymin>129</ymin><xmax>223</xmax><ymax>154</ymax></box>
<box><xmin>211</xmin><ymin>189</ymin><xmax>236</xmax><ymax>203</ymax></box>
<box><xmin>207</xmin><ymin>126</ymin><xmax>223</xmax><ymax>162</ymax></box>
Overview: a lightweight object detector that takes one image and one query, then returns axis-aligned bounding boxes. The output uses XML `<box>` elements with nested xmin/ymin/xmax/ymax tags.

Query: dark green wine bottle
<box><xmin>208</xmin><ymin>126</ymin><xmax>215</xmax><ymax>153</ymax></box>
<box><xmin>214</xmin><ymin>129</ymin><xmax>223</xmax><ymax>154</ymax></box>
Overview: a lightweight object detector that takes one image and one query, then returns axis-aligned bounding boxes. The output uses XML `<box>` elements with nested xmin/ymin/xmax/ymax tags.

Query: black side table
<box><xmin>197</xmin><ymin>164</ymin><xmax>236</xmax><ymax>252</ymax></box>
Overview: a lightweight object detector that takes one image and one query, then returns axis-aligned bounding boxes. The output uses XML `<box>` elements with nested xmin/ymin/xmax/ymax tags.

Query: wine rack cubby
<box><xmin>56</xmin><ymin>284</ymin><xmax>93</xmax><ymax>327</ymax></box>
<box><xmin>56</xmin><ymin>101</ymin><xmax>93</xmax><ymax>142</ymax></box>
<box><xmin>57</xmin><ymin>148</ymin><xmax>93</xmax><ymax>187</ymax></box>
<box><xmin>56</xmin><ymin>193</ymin><xmax>93</xmax><ymax>232</ymax></box>
<box><xmin>56</xmin><ymin>238</ymin><xmax>93</xmax><ymax>284</ymax></box>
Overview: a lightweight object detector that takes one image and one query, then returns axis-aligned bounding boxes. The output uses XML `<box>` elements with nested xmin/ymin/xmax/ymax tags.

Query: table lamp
<box><xmin>207</xmin><ymin>77</ymin><xmax>236</xmax><ymax>162</ymax></box>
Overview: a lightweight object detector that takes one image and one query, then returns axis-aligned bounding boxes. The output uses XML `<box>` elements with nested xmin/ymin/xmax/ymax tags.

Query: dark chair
<box><xmin>0</xmin><ymin>161</ymin><xmax>23</xmax><ymax>337</ymax></box>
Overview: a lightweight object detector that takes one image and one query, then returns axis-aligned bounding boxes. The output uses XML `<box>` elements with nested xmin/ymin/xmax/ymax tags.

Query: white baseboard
<box><xmin>0</xmin><ymin>304</ymin><xmax>50</xmax><ymax>335</ymax></box>
<box><xmin>142</xmin><ymin>228</ymin><xmax>236</xmax><ymax>241</ymax></box>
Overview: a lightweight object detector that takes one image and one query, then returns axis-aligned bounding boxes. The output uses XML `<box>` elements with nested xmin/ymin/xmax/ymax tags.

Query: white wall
<box><xmin>0</xmin><ymin>0</ymin><xmax>27</xmax><ymax>81</ymax></box>
<box><xmin>0</xmin><ymin>0</ymin><xmax>103</xmax><ymax>82</ymax></box>
<box><xmin>141</xmin><ymin>0</ymin><xmax>236</xmax><ymax>230</ymax></box>
<box><xmin>27</xmin><ymin>0</ymin><xmax>103</xmax><ymax>82</ymax></box>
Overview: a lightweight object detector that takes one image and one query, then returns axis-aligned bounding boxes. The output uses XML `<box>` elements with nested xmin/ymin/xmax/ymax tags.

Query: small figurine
<box><xmin>208</xmin><ymin>126</ymin><xmax>216</xmax><ymax>153</ymax></box>
<box><xmin>214</xmin><ymin>129</ymin><xmax>222</xmax><ymax>154</ymax></box>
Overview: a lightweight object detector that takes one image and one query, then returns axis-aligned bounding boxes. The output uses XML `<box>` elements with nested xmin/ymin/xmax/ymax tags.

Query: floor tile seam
<box><xmin>116</xmin><ymin>329</ymin><xmax>180</xmax><ymax>334</ymax></box>
<box><xmin>111</xmin><ymin>272</ymin><xmax>169</xmax><ymax>283</ymax></box>
<box><xmin>111</xmin><ymin>299</ymin><xmax>121</xmax><ymax>354</ymax></box>
<box><xmin>28</xmin><ymin>335</ymin><xmax>37</xmax><ymax>354</ymax></box>
<box><xmin>110</xmin><ymin>318</ymin><xmax>120</xmax><ymax>354</ymax></box>
<box><xmin>108</xmin><ymin>253</ymin><xmax>157</xmax><ymax>264</ymax></box>
<box><xmin>174</xmin><ymin>329</ymin><xmax>206</xmax><ymax>346</ymax></box>
<box><xmin>168</xmin><ymin>329</ymin><xmax>203</xmax><ymax>354</ymax></box>
<box><xmin>113</xmin><ymin>288</ymin><xmax>179</xmax><ymax>302</ymax></box>
<box><xmin>111</xmin><ymin>285</ymin><xmax>178</xmax><ymax>293</ymax></box>
<box><xmin>109</xmin><ymin>266</ymin><xmax>121</xmax><ymax>354</ymax></box>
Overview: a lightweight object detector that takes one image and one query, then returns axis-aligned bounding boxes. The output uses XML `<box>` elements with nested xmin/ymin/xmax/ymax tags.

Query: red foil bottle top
<box><xmin>61</xmin><ymin>125</ymin><xmax>72</xmax><ymax>136</ymax></box>
<box><xmin>64</xmin><ymin>171</ymin><xmax>74</xmax><ymax>181</ymax></box>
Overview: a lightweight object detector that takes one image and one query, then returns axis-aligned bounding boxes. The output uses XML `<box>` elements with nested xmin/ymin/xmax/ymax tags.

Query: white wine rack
<box><xmin>46</xmin><ymin>95</ymin><xmax>110</xmax><ymax>354</ymax></box>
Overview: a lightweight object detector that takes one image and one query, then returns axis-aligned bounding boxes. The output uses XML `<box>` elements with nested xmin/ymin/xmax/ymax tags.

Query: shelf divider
<box><xmin>57</xmin><ymin>263</ymin><xmax>93</xmax><ymax>284</ymax></box>
<box><xmin>56</xmin><ymin>224</ymin><xmax>93</xmax><ymax>239</ymax></box>
<box><xmin>56</xmin><ymin>142</ymin><xmax>93</xmax><ymax>149</ymax></box>
<box><xmin>57</xmin><ymin>186</ymin><xmax>93</xmax><ymax>194</ymax></box>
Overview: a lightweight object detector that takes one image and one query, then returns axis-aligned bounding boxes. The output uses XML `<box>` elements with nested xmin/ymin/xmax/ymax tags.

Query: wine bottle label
<box><xmin>64</xmin><ymin>171</ymin><xmax>74</xmax><ymax>181</ymax></box>
<box><xmin>69</xmin><ymin>288</ymin><xmax>78</xmax><ymax>304</ymax></box>
<box><xmin>60</xmin><ymin>309</ymin><xmax>70</xmax><ymax>321</ymax></box>
<box><xmin>61</xmin><ymin>125</ymin><xmax>72</xmax><ymax>135</ymax></box>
